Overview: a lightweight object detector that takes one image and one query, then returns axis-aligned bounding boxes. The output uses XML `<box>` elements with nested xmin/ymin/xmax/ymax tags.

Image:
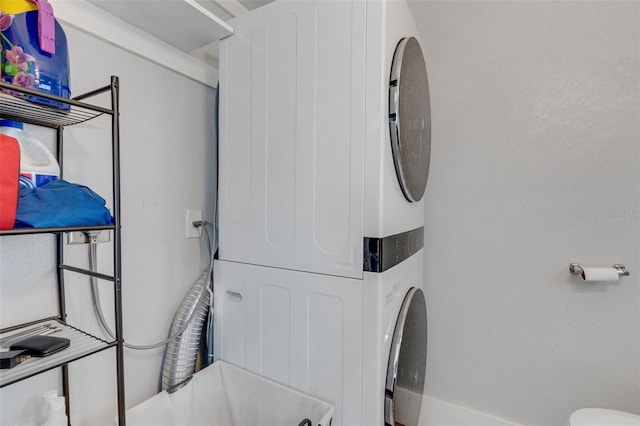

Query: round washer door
<box><xmin>389</xmin><ymin>37</ymin><xmax>431</xmax><ymax>203</ymax></box>
<box><xmin>385</xmin><ymin>287</ymin><xmax>427</xmax><ymax>426</ymax></box>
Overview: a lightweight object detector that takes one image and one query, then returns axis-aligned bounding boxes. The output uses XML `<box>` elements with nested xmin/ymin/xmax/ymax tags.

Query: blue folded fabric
<box><xmin>15</xmin><ymin>179</ymin><xmax>114</xmax><ymax>228</ymax></box>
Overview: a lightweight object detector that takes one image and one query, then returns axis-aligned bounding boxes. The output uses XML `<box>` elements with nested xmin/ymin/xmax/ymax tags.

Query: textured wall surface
<box><xmin>410</xmin><ymin>1</ymin><xmax>640</xmax><ymax>425</ymax></box>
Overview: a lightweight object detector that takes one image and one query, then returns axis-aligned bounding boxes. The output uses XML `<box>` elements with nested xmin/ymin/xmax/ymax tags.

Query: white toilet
<box><xmin>569</xmin><ymin>408</ymin><xmax>640</xmax><ymax>426</ymax></box>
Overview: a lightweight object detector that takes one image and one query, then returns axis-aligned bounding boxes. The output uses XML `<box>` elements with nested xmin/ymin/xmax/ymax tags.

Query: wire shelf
<box><xmin>0</xmin><ymin>93</ymin><xmax>108</xmax><ymax>127</ymax></box>
<box><xmin>0</xmin><ymin>320</ymin><xmax>114</xmax><ymax>388</ymax></box>
<box><xmin>0</xmin><ymin>224</ymin><xmax>115</xmax><ymax>237</ymax></box>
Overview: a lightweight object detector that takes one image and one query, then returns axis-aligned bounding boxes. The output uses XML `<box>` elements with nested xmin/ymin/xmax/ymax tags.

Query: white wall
<box><xmin>410</xmin><ymin>1</ymin><xmax>640</xmax><ymax>425</ymax></box>
<box><xmin>0</xmin><ymin>22</ymin><xmax>216</xmax><ymax>426</ymax></box>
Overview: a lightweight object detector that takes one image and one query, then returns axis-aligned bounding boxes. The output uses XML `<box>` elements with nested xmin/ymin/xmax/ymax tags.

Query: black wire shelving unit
<box><xmin>0</xmin><ymin>77</ymin><xmax>126</xmax><ymax>426</ymax></box>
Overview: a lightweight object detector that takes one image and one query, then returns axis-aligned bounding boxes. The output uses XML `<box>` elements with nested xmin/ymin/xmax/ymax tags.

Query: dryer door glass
<box><xmin>389</xmin><ymin>37</ymin><xmax>431</xmax><ymax>203</ymax></box>
<box><xmin>385</xmin><ymin>287</ymin><xmax>427</xmax><ymax>426</ymax></box>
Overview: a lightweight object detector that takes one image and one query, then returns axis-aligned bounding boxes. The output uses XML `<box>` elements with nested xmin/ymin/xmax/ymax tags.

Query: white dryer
<box><xmin>216</xmin><ymin>0</ymin><xmax>430</xmax><ymax>425</ymax></box>
<box><xmin>218</xmin><ymin>0</ymin><xmax>430</xmax><ymax>279</ymax></box>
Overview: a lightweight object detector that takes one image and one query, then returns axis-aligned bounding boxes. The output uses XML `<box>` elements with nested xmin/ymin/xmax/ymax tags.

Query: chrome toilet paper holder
<box><xmin>569</xmin><ymin>263</ymin><xmax>630</xmax><ymax>277</ymax></box>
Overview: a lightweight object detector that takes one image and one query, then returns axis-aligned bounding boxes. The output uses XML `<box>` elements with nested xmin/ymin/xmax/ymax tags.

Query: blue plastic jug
<box><xmin>1</xmin><ymin>0</ymin><xmax>70</xmax><ymax>109</ymax></box>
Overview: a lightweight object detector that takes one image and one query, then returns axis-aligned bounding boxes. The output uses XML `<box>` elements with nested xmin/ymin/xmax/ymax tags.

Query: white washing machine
<box><xmin>362</xmin><ymin>252</ymin><xmax>427</xmax><ymax>426</ymax></box>
<box><xmin>214</xmin><ymin>251</ymin><xmax>426</xmax><ymax>426</ymax></box>
<box><xmin>216</xmin><ymin>1</ymin><xmax>430</xmax><ymax>425</ymax></box>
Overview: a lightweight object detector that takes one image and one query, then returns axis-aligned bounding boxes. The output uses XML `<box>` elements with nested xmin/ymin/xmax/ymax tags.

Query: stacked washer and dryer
<box><xmin>214</xmin><ymin>1</ymin><xmax>431</xmax><ymax>425</ymax></box>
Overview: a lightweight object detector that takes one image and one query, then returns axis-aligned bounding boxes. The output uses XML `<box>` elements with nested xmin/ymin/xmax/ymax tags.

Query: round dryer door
<box><xmin>389</xmin><ymin>37</ymin><xmax>431</xmax><ymax>203</ymax></box>
<box><xmin>385</xmin><ymin>287</ymin><xmax>427</xmax><ymax>426</ymax></box>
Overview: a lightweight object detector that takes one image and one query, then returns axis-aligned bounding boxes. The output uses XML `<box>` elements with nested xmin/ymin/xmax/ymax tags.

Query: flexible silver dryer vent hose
<box><xmin>88</xmin><ymin>230</ymin><xmax>215</xmax><ymax>391</ymax></box>
<box><xmin>160</xmin><ymin>267</ymin><xmax>211</xmax><ymax>393</ymax></box>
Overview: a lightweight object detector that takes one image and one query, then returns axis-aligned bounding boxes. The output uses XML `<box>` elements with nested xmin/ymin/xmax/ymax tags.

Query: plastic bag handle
<box><xmin>27</xmin><ymin>0</ymin><xmax>56</xmax><ymax>54</ymax></box>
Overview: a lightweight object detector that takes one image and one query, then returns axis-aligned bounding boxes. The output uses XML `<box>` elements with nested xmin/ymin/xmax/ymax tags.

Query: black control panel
<box><xmin>363</xmin><ymin>226</ymin><xmax>424</xmax><ymax>273</ymax></box>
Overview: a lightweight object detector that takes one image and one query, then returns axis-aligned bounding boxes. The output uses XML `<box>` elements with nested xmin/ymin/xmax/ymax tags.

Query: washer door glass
<box><xmin>385</xmin><ymin>287</ymin><xmax>427</xmax><ymax>426</ymax></box>
<box><xmin>389</xmin><ymin>37</ymin><xmax>431</xmax><ymax>203</ymax></box>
